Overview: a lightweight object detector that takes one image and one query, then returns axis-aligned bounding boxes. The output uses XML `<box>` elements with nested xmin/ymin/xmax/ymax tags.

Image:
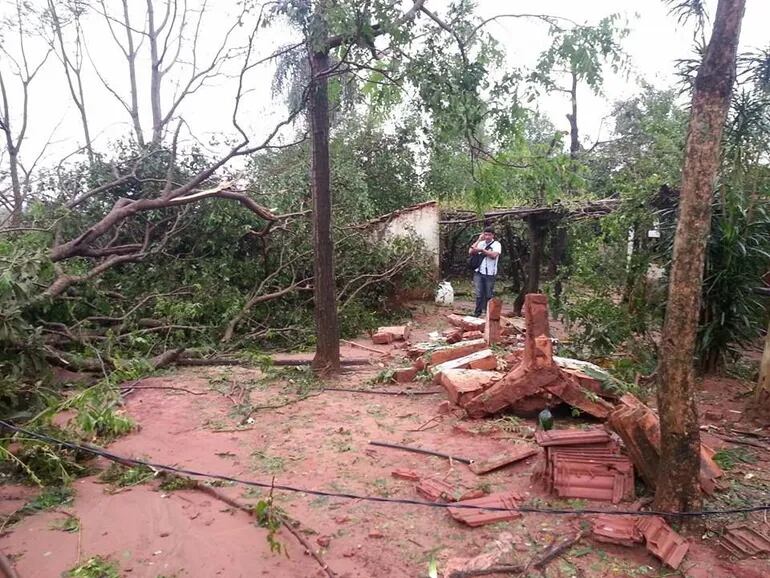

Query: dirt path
<box><xmin>1</xmin><ymin>305</ymin><xmax>769</xmax><ymax>578</ymax></box>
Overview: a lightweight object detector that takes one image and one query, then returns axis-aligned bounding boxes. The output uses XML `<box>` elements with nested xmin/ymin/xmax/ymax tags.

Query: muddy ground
<box><xmin>2</xmin><ymin>302</ymin><xmax>769</xmax><ymax>578</ymax></box>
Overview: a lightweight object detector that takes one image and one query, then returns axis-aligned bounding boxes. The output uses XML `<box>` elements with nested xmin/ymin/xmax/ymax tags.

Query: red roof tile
<box><xmin>448</xmin><ymin>491</ymin><xmax>522</xmax><ymax>527</ymax></box>
<box><xmin>720</xmin><ymin>524</ymin><xmax>770</xmax><ymax>558</ymax></box>
<box><xmin>535</xmin><ymin>429</ymin><xmax>613</xmax><ymax>447</ymax></box>
<box><xmin>638</xmin><ymin>516</ymin><xmax>689</xmax><ymax>570</ymax></box>
<box><xmin>592</xmin><ymin>515</ymin><xmax>644</xmax><ymax>547</ymax></box>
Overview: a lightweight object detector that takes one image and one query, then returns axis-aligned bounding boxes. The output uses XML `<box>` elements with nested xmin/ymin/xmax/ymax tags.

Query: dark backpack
<box><xmin>467</xmin><ymin>242</ymin><xmax>494</xmax><ymax>271</ymax></box>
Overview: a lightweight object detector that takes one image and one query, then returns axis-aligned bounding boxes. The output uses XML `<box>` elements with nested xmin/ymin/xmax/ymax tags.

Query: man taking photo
<box><xmin>468</xmin><ymin>227</ymin><xmax>502</xmax><ymax>317</ymax></box>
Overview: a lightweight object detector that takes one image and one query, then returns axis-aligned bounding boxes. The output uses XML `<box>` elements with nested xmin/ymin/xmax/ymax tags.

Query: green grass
<box><xmin>712</xmin><ymin>447</ymin><xmax>756</xmax><ymax>470</ymax></box>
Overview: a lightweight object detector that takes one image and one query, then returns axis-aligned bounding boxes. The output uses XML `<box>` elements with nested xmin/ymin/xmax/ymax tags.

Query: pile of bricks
<box><xmin>534</xmin><ymin>429</ymin><xmax>635</xmax><ymax>504</ymax></box>
<box><xmin>592</xmin><ymin>515</ymin><xmax>690</xmax><ymax>570</ymax></box>
<box><xmin>459</xmin><ymin>294</ymin><xmax>615</xmax><ymax>419</ymax></box>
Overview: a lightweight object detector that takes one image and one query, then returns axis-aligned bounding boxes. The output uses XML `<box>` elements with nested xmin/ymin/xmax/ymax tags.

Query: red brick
<box><xmin>391</xmin><ymin>469</ymin><xmax>420</xmax><ymax>482</ymax></box>
<box><xmin>442</xmin><ymin>328</ymin><xmax>464</xmax><ymax>344</ymax></box>
<box><xmin>393</xmin><ymin>367</ymin><xmax>418</xmax><ymax>383</ymax></box>
<box><xmin>469</xmin><ymin>446</ymin><xmax>539</xmax><ymax>474</ymax></box>
<box><xmin>468</xmin><ymin>355</ymin><xmax>498</xmax><ymax>371</ymax></box>
<box><xmin>425</xmin><ymin>339</ymin><xmax>487</xmax><ymax>366</ymax></box>
<box><xmin>448</xmin><ymin>491</ymin><xmax>522</xmax><ymax>527</ymax></box>
<box><xmin>376</xmin><ymin>325</ymin><xmax>410</xmax><ymax>341</ymax></box>
<box><xmin>462</xmin><ymin>330</ymin><xmax>484</xmax><ymax>340</ymax></box>
<box><xmin>439</xmin><ymin>369</ymin><xmax>503</xmax><ymax>405</ymax></box>
<box><xmin>372</xmin><ymin>332</ymin><xmax>394</xmax><ymax>345</ymax></box>
<box><xmin>430</xmin><ymin>349</ymin><xmax>496</xmax><ymax>382</ymax></box>
<box><xmin>446</xmin><ymin>314</ymin><xmax>486</xmax><ymax>332</ymax></box>
<box><xmin>437</xmin><ymin>400</ymin><xmax>453</xmax><ymax>415</ymax></box>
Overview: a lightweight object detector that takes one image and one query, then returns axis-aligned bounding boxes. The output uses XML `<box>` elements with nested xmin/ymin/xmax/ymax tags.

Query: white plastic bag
<box><xmin>435</xmin><ymin>281</ymin><xmax>454</xmax><ymax>306</ymax></box>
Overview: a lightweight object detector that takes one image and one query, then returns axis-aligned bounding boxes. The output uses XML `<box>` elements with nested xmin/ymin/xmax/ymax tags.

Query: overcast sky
<box><xmin>2</xmin><ymin>0</ymin><xmax>769</xmax><ymax>170</ymax></box>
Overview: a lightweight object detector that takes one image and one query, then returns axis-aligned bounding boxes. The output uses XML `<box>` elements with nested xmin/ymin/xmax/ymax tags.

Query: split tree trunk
<box><xmin>308</xmin><ymin>42</ymin><xmax>341</xmax><ymax>372</ymax></box>
<box><xmin>655</xmin><ymin>0</ymin><xmax>745</xmax><ymax>513</ymax></box>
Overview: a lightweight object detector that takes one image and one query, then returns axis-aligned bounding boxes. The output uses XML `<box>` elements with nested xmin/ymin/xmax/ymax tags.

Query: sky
<box><xmin>2</xmin><ymin>0</ymin><xmax>769</xmax><ymax>173</ymax></box>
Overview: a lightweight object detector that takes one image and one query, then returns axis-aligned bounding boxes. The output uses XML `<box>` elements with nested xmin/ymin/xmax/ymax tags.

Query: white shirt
<box><xmin>474</xmin><ymin>240</ymin><xmax>502</xmax><ymax>276</ymax></box>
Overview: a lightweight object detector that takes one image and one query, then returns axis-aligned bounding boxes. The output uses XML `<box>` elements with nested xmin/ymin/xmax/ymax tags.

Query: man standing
<box><xmin>469</xmin><ymin>227</ymin><xmax>502</xmax><ymax>317</ymax></box>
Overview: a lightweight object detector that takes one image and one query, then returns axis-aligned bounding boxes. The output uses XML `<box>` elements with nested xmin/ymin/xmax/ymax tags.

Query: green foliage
<box><xmin>712</xmin><ymin>447</ymin><xmax>757</xmax><ymax>471</ymax></box>
<box><xmin>158</xmin><ymin>474</ymin><xmax>198</xmax><ymax>492</ymax></box>
<box><xmin>696</xmin><ymin>197</ymin><xmax>770</xmax><ymax>371</ymax></box>
<box><xmin>98</xmin><ymin>463</ymin><xmax>154</xmax><ymax>488</ymax></box>
<box><xmin>65</xmin><ymin>556</ymin><xmax>121</xmax><ymax>578</ymax></box>
<box><xmin>253</xmin><ymin>489</ymin><xmax>287</xmax><ymax>556</ymax></box>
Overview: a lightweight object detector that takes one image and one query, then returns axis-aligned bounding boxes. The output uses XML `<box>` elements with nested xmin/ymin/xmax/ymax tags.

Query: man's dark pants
<box><xmin>473</xmin><ymin>272</ymin><xmax>496</xmax><ymax>317</ymax></box>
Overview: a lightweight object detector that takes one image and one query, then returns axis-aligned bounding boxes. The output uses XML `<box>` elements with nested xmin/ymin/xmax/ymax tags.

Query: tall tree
<box><xmin>655</xmin><ymin>0</ymin><xmax>745</xmax><ymax>512</ymax></box>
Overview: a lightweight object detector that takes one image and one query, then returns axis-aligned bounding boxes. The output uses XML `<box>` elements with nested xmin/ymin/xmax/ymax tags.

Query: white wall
<box><xmin>369</xmin><ymin>201</ymin><xmax>440</xmax><ymax>278</ymax></box>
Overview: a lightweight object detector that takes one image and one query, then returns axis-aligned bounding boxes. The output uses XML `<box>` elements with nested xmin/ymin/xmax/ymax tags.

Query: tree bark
<box><xmin>655</xmin><ymin>0</ymin><xmax>745</xmax><ymax>513</ymax></box>
<box><xmin>756</xmin><ymin>317</ymin><xmax>770</xmax><ymax>406</ymax></box>
<box><xmin>146</xmin><ymin>0</ymin><xmax>164</xmax><ymax>146</ymax></box>
<box><xmin>121</xmin><ymin>0</ymin><xmax>145</xmax><ymax>147</ymax></box>
<box><xmin>308</xmin><ymin>23</ymin><xmax>340</xmax><ymax>372</ymax></box>
<box><xmin>526</xmin><ymin>216</ymin><xmax>545</xmax><ymax>295</ymax></box>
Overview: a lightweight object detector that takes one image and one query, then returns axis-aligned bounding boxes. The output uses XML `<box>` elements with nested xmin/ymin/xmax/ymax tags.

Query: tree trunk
<box><xmin>655</xmin><ymin>0</ymin><xmax>745</xmax><ymax>513</ymax></box>
<box><xmin>121</xmin><ymin>0</ymin><xmax>145</xmax><ymax>147</ymax></box>
<box><xmin>146</xmin><ymin>0</ymin><xmax>163</xmax><ymax>146</ymax></box>
<box><xmin>526</xmin><ymin>216</ymin><xmax>545</xmax><ymax>295</ymax></box>
<box><xmin>308</xmin><ymin>43</ymin><xmax>340</xmax><ymax>372</ymax></box>
<box><xmin>756</xmin><ymin>317</ymin><xmax>770</xmax><ymax>406</ymax></box>
<box><xmin>48</xmin><ymin>0</ymin><xmax>93</xmax><ymax>163</ymax></box>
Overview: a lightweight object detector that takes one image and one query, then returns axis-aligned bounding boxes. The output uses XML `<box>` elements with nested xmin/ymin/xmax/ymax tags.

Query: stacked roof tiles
<box><xmin>535</xmin><ymin>428</ymin><xmax>635</xmax><ymax>504</ymax></box>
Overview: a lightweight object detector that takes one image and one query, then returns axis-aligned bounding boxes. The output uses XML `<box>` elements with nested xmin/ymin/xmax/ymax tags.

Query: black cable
<box><xmin>2</xmin><ymin>419</ymin><xmax>768</xmax><ymax>518</ymax></box>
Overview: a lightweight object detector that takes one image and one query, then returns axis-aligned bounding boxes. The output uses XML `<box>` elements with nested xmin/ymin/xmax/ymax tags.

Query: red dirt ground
<box><xmin>1</xmin><ymin>303</ymin><xmax>769</xmax><ymax>578</ymax></box>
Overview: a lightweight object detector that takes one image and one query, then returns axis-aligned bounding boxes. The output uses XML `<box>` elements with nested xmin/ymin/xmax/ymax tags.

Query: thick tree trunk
<box><xmin>756</xmin><ymin>317</ymin><xmax>770</xmax><ymax>406</ymax></box>
<box><xmin>655</xmin><ymin>0</ymin><xmax>745</xmax><ymax>513</ymax></box>
<box><xmin>308</xmin><ymin>46</ymin><xmax>340</xmax><ymax>372</ymax></box>
<box><xmin>526</xmin><ymin>216</ymin><xmax>545</xmax><ymax>295</ymax></box>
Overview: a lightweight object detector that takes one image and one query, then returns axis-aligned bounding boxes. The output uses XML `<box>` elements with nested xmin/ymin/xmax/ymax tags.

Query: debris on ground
<box><xmin>372</xmin><ymin>325</ymin><xmax>411</xmax><ymax>344</ymax></box>
<box><xmin>442</xmin><ymin>531</ymin><xmax>519</xmax><ymax>578</ymax></box>
<box><xmin>607</xmin><ymin>393</ymin><xmax>724</xmax><ymax>493</ymax></box>
<box><xmin>446</xmin><ymin>314</ymin><xmax>486</xmax><ymax>332</ymax></box>
<box><xmin>533</xmin><ymin>428</ymin><xmax>634</xmax><ymax>503</ymax></box>
<box><xmin>720</xmin><ymin>523</ymin><xmax>770</xmax><ymax>558</ymax></box>
<box><xmin>460</xmin><ymin>294</ymin><xmax>615</xmax><ymax>418</ymax></box>
<box><xmin>468</xmin><ymin>446</ymin><xmax>539</xmax><ymax>475</ymax></box>
<box><xmin>591</xmin><ymin>515</ymin><xmax>644</xmax><ymax>547</ymax></box>
<box><xmin>447</xmin><ymin>491</ymin><xmax>522</xmax><ymax>527</ymax></box>
<box><xmin>439</xmin><ymin>369</ymin><xmax>504</xmax><ymax>406</ymax></box>
<box><xmin>637</xmin><ymin>516</ymin><xmax>690</xmax><ymax>570</ymax></box>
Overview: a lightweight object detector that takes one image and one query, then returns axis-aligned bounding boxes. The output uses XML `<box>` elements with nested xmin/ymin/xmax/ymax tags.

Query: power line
<box><xmin>2</xmin><ymin>419</ymin><xmax>767</xmax><ymax>519</ymax></box>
